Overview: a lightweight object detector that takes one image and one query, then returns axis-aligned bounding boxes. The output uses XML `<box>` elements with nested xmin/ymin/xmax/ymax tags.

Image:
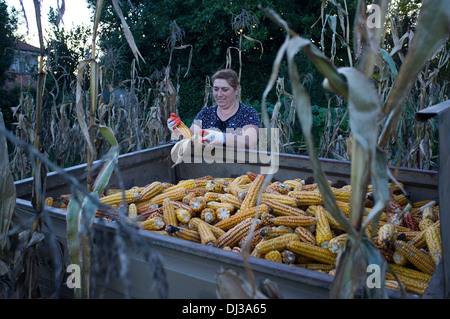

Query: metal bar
<box><xmin>416</xmin><ymin>99</ymin><xmax>450</xmax><ymax>298</ymax></box>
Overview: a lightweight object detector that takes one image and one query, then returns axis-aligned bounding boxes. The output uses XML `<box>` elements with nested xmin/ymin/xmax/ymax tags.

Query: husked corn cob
<box><xmin>140</xmin><ymin>182</ymin><xmax>164</xmax><ymax>200</ymax></box>
<box><xmin>214</xmin><ymin>204</ymin><xmax>269</xmax><ymax>231</ymax></box>
<box><xmin>388</xmin><ymin>263</ymin><xmax>433</xmax><ymax>282</ymax></box>
<box><xmin>287</xmin><ymin>190</ymin><xmax>323</xmax><ymax>206</ymax></box>
<box><xmin>336</xmin><ymin>200</ymin><xmax>351</xmax><ymax>217</ymax></box>
<box><xmin>189</xmin><ymin>196</ymin><xmax>207</xmax><ymax>213</ymax></box>
<box><xmin>162</xmin><ymin>199</ymin><xmax>178</xmax><ymax>227</ymax></box>
<box><xmin>269</xmin><ymin>215</ymin><xmax>317</xmax><ymax>228</ymax></box>
<box><xmin>200</xmin><ymin>208</ymin><xmax>216</xmax><ymax>224</ymax></box>
<box><xmin>254</xmin><ymin>233</ymin><xmax>300</xmax><ymax>255</ymax></box>
<box><xmin>424</xmin><ymin>225</ymin><xmax>442</xmax><ymax>265</ymax></box>
<box><xmin>204</xmin><ymin>192</ymin><xmax>222</xmax><ymax>202</ymax></box>
<box><xmin>227</xmin><ymin>181</ymin><xmax>248</xmax><ymax>199</ymax></box>
<box><xmin>177</xmin><ymin>121</ymin><xmax>193</xmax><ymax>139</ymax></box>
<box><xmin>240</xmin><ymin>174</ymin><xmax>265</xmax><ymax>211</ymax></box>
<box><xmin>205</xmin><ymin>180</ymin><xmax>226</xmax><ymax>193</ymax></box>
<box><xmin>187</xmin><ymin>187</ymin><xmax>207</xmax><ymax>197</ymax></box>
<box><xmin>128</xmin><ymin>203</ymin><xmax>137</xmax><ymax>219</ymax></box>
<box><xmin>267</xmin><ymin>181</ymin><xmax>290</xmax><ymax>194</ymax></box>
<box><xmin>377</xmin><ymin>223</ymin><xmax>397</xmax><ymax>248</ymax></box>
<box><xmin>150</xmin><ymin>187</ymin><xmax>187</xmax><ymax>206</ymax></box>
<box><xmin>175</xmin><ymin>208</ymin><xmax>192</xmax><ymax>224</ymax></box>
<box><xmin>198</xmin><ymin>221</ymin><xmax>217</xmax><ymax>246</ymax></box>
<box><xmin>45</xmin><ymin>197</ymin><xmax>54</xmax><ymax>206</ymax></box>
<box><xmin>206</xmin><ymin>201</ymin><xmax>234</xmax><ymax>212</ymax></box>
<box><xmin>163</xmin><ymin>179</ymin><xmax>197</xmax><ymax>194</ymax></box>
<box><xmin>394</xmin><ymin>240</ymin><xmax>436</xmax><ymax>275</ymax></box>
<box><xmin>328</xmin><ymin>233</ymin><xmax>347</xmax><ymax>253</ymax></box>
<box><xmin>182</xmin><ymin>192</ymin><xmax>196</xmax><ymax>205</ymax></box>
<box><xmin>392</xmin><ymin>251</ymin><xmax>409</xmax><ymax>266</ymax></box>
<box><xmin>189</xmin><ymin>217</ymin><xmax>225</xmax><ymax>238</ymax></box>
<box><xmin>331</xmin><ymin>187</ymin><xmax>351</xmax><ymax>203</ymax></box>
<box><xmin>216</xmin><ymin>208</ymin><xmax>231</xmax><ymax>221</ymax></box>
<box><xmin>261</xmin><ymin>198</ymin><xmax>306</xmax><ymax>216</ymax></box>
<box><xmin>172</xmin><ymin>201</ymin><xmax>193</xmax><ymax>214</ymax></box>
<box><xmin>294</xmin><ymin>226</ymin><xmax>316</xmax><ymax>245</ymax></box>
<box><xmin>100</xmin><ymin>188</ymin><xmax>141</xmax><ymax>205</ymax></box>
<box><xmin>422</xmin><ymin>206</ymin><xmax>436</xmax><ymax>221</ymax></box>
<box><xmin>140</xmin><ymin>216</ymin><xmax>165</xmax><ymax>231</ymax></box>
<box><xmin>314</xmin><ymin>206</ymin><xmax>333</xmax><ymax>248</ymax></box>
<box><xmin>166</xmin><ymin>225</ymin><xmax>201</xmax><ymax>243</ymax></box>
<box><xmin>105</xmin><ymin>188</ymin><xmax>121</xmax><ymax>196</ymax></box>
<box><xmin>264</xmin><ymin>250</ymin><xmax>283</xmax><ymax>263</ymax></box>
<box><xmin>388</xmin><ymin>264</ymin><xmax>432</xmax><ymax>296</ymax></box>
<box><xmin>216</xmin><ymin>218</ymin><xmax>262</xmax><ymax>248</ymax></box>
<box><xmin>282</xmin><ymin>179</ymin><xmax>303</xmax><ymax>191</ymax></box>
<box><xmin>402</xmin><ymin>212</ymin><xmax>419</xmax><ymax>231</ymax></box>
<box><xmin>238</xmin><ymin>227</ymin><xmax>265</xmax><ymax>250</ymax></box>
<box><xmin>220</xmin><ymin>193</ymin><xmax>243</xmax><ymax>209</ymax></box>
<box><xmin>261</xmin><ymin>193</ymin><xmax>299</xmax><ymax>207</ymax></box>
<box><xmin>384</xmin><ymin>280</ymin><xmax>401</xmax><ymax>291</ymax></box>
<box><xmin>301</xmin><ymin>183</ymin><xmax>318</xmax><ymax>191</ymax></box>
<box><xmin>287</xmin><ymin>241</ymin><xmax>337</xmax><ymax>265</ymax></box>
<box><xmin>409</xmin><ymin>229</ymin><xmax>427</xmax><ymax>248</ymax></box>
<box><xmin>418</xmin><ymin>217</ymin><xmax>434</xmax><ymax>231</ymax></box>
<box><xmin>260</xmin><ymin>225</ymin><xmax>293</xmax><ymax>239</ymax></box>
<box><xmin>282</xmin><ymin>250</ymin><xmax>298</xmax><ymax>264</ymax></box>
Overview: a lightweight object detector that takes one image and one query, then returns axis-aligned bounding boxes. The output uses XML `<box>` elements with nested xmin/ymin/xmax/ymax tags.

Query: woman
<box><xmin>168</xmin><ymin>69</ymin><xmax>260</xmax><ymax>149</ymax></box>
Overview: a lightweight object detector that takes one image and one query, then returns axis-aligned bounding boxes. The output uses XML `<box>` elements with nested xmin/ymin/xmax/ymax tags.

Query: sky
<box><xmin>6</xmin><ymin>0</ymin><xmax>93</xmax><ymax>47</ymax></box>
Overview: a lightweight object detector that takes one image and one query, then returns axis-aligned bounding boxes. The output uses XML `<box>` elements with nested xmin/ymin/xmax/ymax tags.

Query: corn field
<box><xmin>0</xmin><ymin>0</ymin><xmax>449</xmax><ymax>300</ymax></box>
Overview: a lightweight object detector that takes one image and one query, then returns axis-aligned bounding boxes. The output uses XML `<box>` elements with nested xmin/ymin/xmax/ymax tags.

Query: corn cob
<box><xmin>140</xmin><ymin>181</ymin><xmax>164</xmax><ymax>200</ymax></box>
<box><xmin>331</xmin><ymin>187</ymin><xmax>351</xmax><ymax>203</ymax></box>
<box><xmin>301</xmin><ymin>183</ymin><xmax>318</xmax><ymax>191</ymax></box>
<box><xmin>336</xmin><ymin>200</ymin><xmax>351</xmax><ymax>217</ymax></box>
<box><xmin>328</xmin><ymin>233</ymin><xmax>347</xmax><ymax>253</ymax></box>
<box><xmin>214</xmin><ymin>204</ymin><xmax>269</xmax><ymax>230</ymax></box>
<box><xmin>188</xmin><ymin>217</ymin><xmax>225</xmax><ymax>238</ymax></box>
<box><xmin>264</xmin><ymin>250</ymin><xmax>283</xmax><ymax>263</ymax></box>
<box><xmin>393</xmin><ymin>194</ymin><xmax>410</xmax><ymax>207</ymax></box>
<box><xmin>186</xmin><ymin>187</ymin><xmax>207</xmax><ymax>197</ymax></box>
<box><xmin>394</xmin><ymin>240</ymin><xmax>436</xmax><ymax>275</ymax></box>
<box><xmin>182</xmin><ymin>192</ymin><xmax>196</xmax><ymax>205</ymax></box>
<box><xmin>204</xmin><ymin>192</ymin><xmax>222</xmax><ymax>202</ymax></box>
<box><xmin>175</xmin><ymin>208</ymin><xmax>191</xmax><ymax>224</ymax></box>
<box><xmin>254</xmin><ymin>233</ymin><xmax>300</xmax><ymax>255</ymax></box>
<box><xmin>150</xmin><ymin>187</ymin><xmax>187</xmax><ymax>206</ymax></box>
<box><xmin>140</xmin><ymin>216</ymin><xmax>165</xmax><ymax>231</ymax></box>
<box><xmin>171</xmin><ymin>201</ymin><xmax>193</xmax><ymax>214</ymax></box>
<box><xmin>100</xmin><ymin>188</ymin><xmax>141</xmax><ymax>205</ymax></box>
<box><xmin>261</xmin><ymin>198</ymin><xmax>306</xmax><ymax>216</ymax></box>
<box><xmin>200</xmin><ymin>208</ymin><xmax>216</xmax><ymax>224</ymax></box>
<box><xmin>260</xmin><ymin>225</ymin><xmax>293</xmax><ymax>239</ymax></box>
<box><xmin>128</xmin><ymin>203</ymin><xmax>138</xmax><ymax>219</ymax></box>
<box><xmin>205</xmin><ymin>180</ymin><xmax>226</xmax><ymax>193</ymax></box>
<box><xmin>409</xmin><ymin>229</ymin><xmax>428</xmax><ymax>249</ymax></box>
<box><xmin>402</xmin><ymin>212</ymin><xmax>419</xmax><ymax>231</ymax></box>
<box><xmin>294</xmin><ymin>226</ymin><xmax>316</xmax><ymax>245</ymax></box>
<box><xmin>238</xmin><ymin>227</ymin><xmax>265</xmax><ymax>250</ymax></box>
<box><xmin>177</xmin><ymin>121</ymin><xmax>193</xmax><ymax>139</ymax></box>
<box><xmin>281</xmin><ymin>250</ymin><xmax>298</xmax><ymax>264</ymax></box>
<box><xmin>206</xmin><ymin>201</ymin><xmax>234</xmax><ymax>212</ymax></box>
<box><xmin>216</xmin><ymin>208</ymin><xmax>231</xmax><ymax>221</ymax></box>
<box><xmin>282</xmin><ymin>179</ymin><xmax>303</xmax><ymax>191</ymax></box>
<box><xmin>422</xmin><ymin>206</ymin><xmax>436</xmax><ymax>221</ymax></box>
<box><xmin>388</xmin><ymin>263</ymin><xmax>433</xmax><ymax>282</ymax></box>
<box><xmin>287</xmin><ymin>190</ymin><xmax>323</xmax><ymax>206</ymax></box>
<box><xmin>165</xmin><ymin>225</ymin><xmax>201</xmax><ymax>243</ymax></box>
<box><xmin>314</xmin><ymin>206</ymin><xmax>333</xmax><ymax>248</ymax></box>
<box><xmin>267</xmin><ymin>181</ymin><xmax>290</xmax><ymax>194</ymax></box>
<box><xmin>140</xmin><ymin>206</ymin><xmax>163</xmax><ymax>218</ymax></box>
<box><xmin>418</xmin><ymin>217</ymin><xmax>434</xmax><ymax>231</ymax></box>
<box><xmin>162</xmin><ymin>199</ymin><xmax>178</xmax><ymax>227</ymax></box>
<box><xmin>395</xmin><ymin>274</ymin><xmax>429</xmax><ymax>295</ymax></box>
<box><xmin>189</xmin><ymin>196</ymin><xmax>207</xmax><ymax>213</ymax></box>
<box><xmin>392</xmin><ymin>251</ymin><xmax>409</xmax><ymax>266</ymax></box>
<box><xmin>227</xmin><ymin>181</ymin><xmax>248</xmax><ymax>199</ymax></box>
<box><xmin>424</xmin><ymin>225</ymin><xmax>442</xmax><ymax>265</ymax></box>
<box><xmin>240</xmin><ymin>174</ymin><xmax>265</xmax><ymax>211</ymax></box>
<box><xmin>269</xmin><ymin>215</ymin><xmax>317</xmax><ymax>228</ymax></box>
<box><xmin>162</xmin><ymin>179</ymin><xmax>197</xmax><ymax>194</ymax></box>
<box><xmin>220</xmin><ymin>193</ymin><xmax>243</xmax><ymax>209</ymax></box>
<box><xmin>384</xmin><ymin>280</ymin><xmax>401</xmax><ymax>291</ymax></box>
<box><xmin>197</xmin><ymin>221</ymin><xmax>217</xmax><ymax>246</ymax></box>
<box><xmin>216</xmin><ymin>218</ymin><xmax>262</xmax><ymax>248</ymax></box>
<box><xmin>388</xmin><ymin>264</ymin><xmax>432</xmax><ymax>296</ymax></box>
<box><xmin>261</xmin><ymin>193</ymin><xmax>299</xmax><ymax>207</ymax></box>
<box><xmin>246</xmin><ymin>171</ymin><xmax>258</xmax><ymax>181</ymax></box>
<box><xmin>105</xmin><ymin>188</ymin><xmax>122</xmax><ymax>196</ymax></box>
<box><xmin>287</xmin><ymin>241</ymin><xmax>337</xmax><ymax>265</ymax></box>
<box><xmin>377</xmin><ymin>223</ymin><xmax>397</xmax><ymax>248</ymax></box>
<box><xmin>45</xmin><ymin>197</ymin><xmax>54</xmax><ymax>206</ymax></box>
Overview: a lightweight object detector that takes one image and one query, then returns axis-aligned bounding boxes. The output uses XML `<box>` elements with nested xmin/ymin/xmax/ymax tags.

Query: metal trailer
<box><xmin>12</xmin><ymin>141</ymin><xmax>444</xmax><ymax>299</ymax></box>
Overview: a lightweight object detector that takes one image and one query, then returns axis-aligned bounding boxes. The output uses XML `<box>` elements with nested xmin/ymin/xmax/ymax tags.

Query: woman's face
<box><xmin>213</xmin><ymin>79</ymin><xmax>239</xmax><ymax>109</ymax></box>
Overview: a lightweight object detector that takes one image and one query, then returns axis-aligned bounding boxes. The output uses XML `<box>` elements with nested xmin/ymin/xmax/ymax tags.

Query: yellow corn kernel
<box><xmin>220</xmin><ymin>193</ymin><xmax>243</xmax><ymax>210</ymax></box>
<box><xmin>162</xmin><ymin>198</ymin><xmax>178</xmax><ymax>227</ymax></box>
<box><xmin>205</xmin><ymin>180</ymin><xmax>226</xmax><ymax>193</ymax></box>
<box><xmin>260</xmin><ymin>225</ymin><xmax>293</xmax><ymax>239</ymax></box>
<box><xmin>163</xmin><ymin>179</ymin><xmax>197</xmax><ymax>194</ymax></box>
<box><xmin>140</xmin><ymin>181</ymin><xmax>164</xmax><ymax>201</ymax></box>
<box><xmin>177</xmin><ymin>121</ymin><xmax>193</xmax><ymax>139</ymax></box>
<box><xmin>328</xmin><ymin>233</ymin><xmax>347</xmax><ymax>254</ymax></box>
<box><xmin>377</xmin><ymin>223</ymin><xmax>397</xmax><ymax>248</ymax></box>
<box><xmin>150</xmin><ymin>187</ymin><xmax>187</xmax><ymax>206</ymax></box>
<box><xmin>331</xmin><ymin>187</ymin><xmax>351</xmax><ymax>203</ymax></box>
<box><xmin>264</xmin><ymin>250</ymin><xmax>283</xmax><ymax>263</ymax></box>
<box><xmin>206</xmin><ymin>201</ymin><xmax>234</xmax><ymax>212</ymax></box>
<box><xmin>261</xmin><ymin>193</ymin><xmax>299</xmax><ymax>207</ymax></box>
<box><xmin>424</xmin><ymin>225</ymin><xmax>442</xmax><ymax>265</ymax></box>
<box><xmin>394</xmin><ymin>240</ymin><xmax>436</xmax><ymax>275</ymax></box>
<box><xmin>165</xmin><ymin>225</ymin><xmax>201</xmax><ymax>243</ymax></box>
<box><xmin>182</xmin><ymin>192</ymin><xmax>196</xmax><ymax>205</ymax></box>
<box><xmin>419</xmin><ymin>217</ymin><xmax>434</xmax><ymax>231</ymax></box>
<box><xmin>188</xmin><ymin>217</ymin><xmax>225</xmax><ymax>238</ymax></box>
<box><xmin>254</xmin><ymin>233</ymin><xmax>300</xmax><ymax>255</ymax></box>
<box><xmin>287</xmin><ymin>241</ymin><xmax>337</xmax><ymax>265</ymax></box>
<box><xmin>227</xmin><ymin>181</ymin><xmax>248</xmax><ymax>200</ymax></box>
<box><xmin>269</xmin><ymin>215</ymin><xmax>317</xmax><ymax>228</ymax></box>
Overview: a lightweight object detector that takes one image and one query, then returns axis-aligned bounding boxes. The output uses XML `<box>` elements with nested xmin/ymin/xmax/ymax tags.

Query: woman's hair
<box><xmin>211</xmin><ymin>69</ymin><xmax>240</xmax><ymax>90</ymax></box>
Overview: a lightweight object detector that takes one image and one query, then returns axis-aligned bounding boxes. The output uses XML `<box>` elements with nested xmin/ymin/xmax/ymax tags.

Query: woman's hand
<box><xmin>200</xmin><ymin>129</ymin><xmax>225</xmax><ymax>145</ymax></box>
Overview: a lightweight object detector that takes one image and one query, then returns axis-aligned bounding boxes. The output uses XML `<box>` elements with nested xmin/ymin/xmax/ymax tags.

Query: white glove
<box><xmin>167</xmin><ymin>118</ymin><xmax>178</xmax><ymax>132</ymax></box>
<box><xmin>201</xmin><ymin>129</ymin><xmax>225</xmax><ymax>145</ymax></box>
